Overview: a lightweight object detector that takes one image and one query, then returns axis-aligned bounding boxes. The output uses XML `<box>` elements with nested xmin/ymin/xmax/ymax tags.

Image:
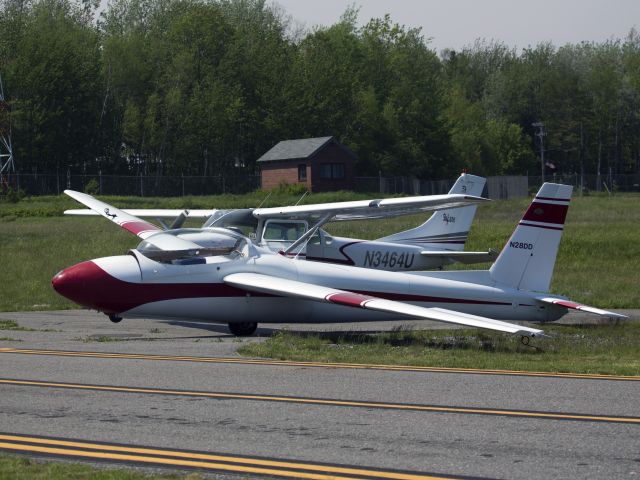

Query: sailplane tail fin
<box><xmin>489</xmin><ymin>183</ymin><xmax>573</xmax><ymax>292</ymax></box>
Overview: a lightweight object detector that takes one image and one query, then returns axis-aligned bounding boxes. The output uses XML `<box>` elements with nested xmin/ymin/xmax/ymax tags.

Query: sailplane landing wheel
<box><xmin>108</xmin><ymin>314</ymin><xmax>123</xmax><ymax>323</ymax></box>
<box><xmin>228</xmin><ymin>322</ymin><xmax>258</xmax><ymax>336</ymax></box>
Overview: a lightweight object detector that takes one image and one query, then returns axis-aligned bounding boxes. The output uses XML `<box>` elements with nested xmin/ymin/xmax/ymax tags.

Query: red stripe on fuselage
<box><xmin>521</xmin><ymin>201</ymin><xmax>569</xmax><ymax>225</ymax></box>
<box><xmin>52</xmin><ymin>261</ymin><xmax>253</xmax><ymax>314</ymax></box>
<box><xmin>53</xmin><ymin>261</ymin><xmax>513</xmax><ymax>314</ymax></box>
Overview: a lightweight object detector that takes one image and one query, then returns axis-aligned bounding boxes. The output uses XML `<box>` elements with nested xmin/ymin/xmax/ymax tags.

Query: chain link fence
<box><xmin>527</xmin><ymin>172</ymin><xmax>640</xmax><ymax>193</ymax></box>
<box><xmin>1</xmin><ymin>173</ymin><xmax>261</xmax><ymax>197</ymax></box>
<box><xmin>1</xmin><ymin>172</ymin><xmax>639</xmax><ymax>198</ymax></box>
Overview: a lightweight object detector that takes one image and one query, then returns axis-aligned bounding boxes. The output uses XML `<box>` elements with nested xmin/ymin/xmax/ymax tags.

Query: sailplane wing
<box><xmin>65</xmin><ymin>208</ymin><xmax>217</xmax><ymax>219</ymax></box>
<box><xmin>64</xmin><ymin>190</ymin><xmax>203</xmax><ymax>251</ymax></box>
<box><xmin>223</xmin><ymin>272</ymin><xmax>545</xmax><ymax>337</ymax></box>
<box><xmin>65</xmin><ymin>190</ymin><xmax>162</xmax><ymax>239</ymax></box>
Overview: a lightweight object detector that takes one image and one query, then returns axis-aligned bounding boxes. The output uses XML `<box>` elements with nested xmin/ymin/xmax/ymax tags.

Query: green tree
<box><xmin>2</xmin><ymin>0</ymin><xmax>103</xmax><ymax>172</ymax></box>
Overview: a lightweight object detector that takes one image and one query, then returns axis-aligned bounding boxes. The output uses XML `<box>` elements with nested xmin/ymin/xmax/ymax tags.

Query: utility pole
<box><xmin>0</xmin><ymin>73</ymin><xmax>14</xmax><ymax>175</ymax></box>
<box><xmin>532</xmin><ymin>122</ymin><xmax>546</xmax><ymax>183</ymax></box>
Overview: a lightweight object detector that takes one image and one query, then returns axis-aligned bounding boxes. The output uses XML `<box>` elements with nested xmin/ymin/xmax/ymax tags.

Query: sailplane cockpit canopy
<box><xmin>136</xmin><ymin>228</ymin><xmax>246</xmax><ymax>264</ymax></box>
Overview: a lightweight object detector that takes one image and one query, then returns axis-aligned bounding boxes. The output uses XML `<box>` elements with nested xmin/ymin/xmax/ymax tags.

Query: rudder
<box><xmin>489</xmin><ymin>183</ymin><xmax>573</xmax><ymax>292</ymax></box>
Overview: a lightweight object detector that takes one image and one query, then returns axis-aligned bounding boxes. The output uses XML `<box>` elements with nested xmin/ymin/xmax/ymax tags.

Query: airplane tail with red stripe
<box><xmin>489</xmin><ymin>183</ymin><xmax>573</xmax><ymax>292</ymax></box>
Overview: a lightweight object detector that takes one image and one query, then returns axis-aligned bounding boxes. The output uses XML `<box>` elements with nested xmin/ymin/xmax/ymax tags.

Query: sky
<box><xmin>269</xmin><ymin>0</ymin><xmax>640</xmax><ymax>54</ymax></box>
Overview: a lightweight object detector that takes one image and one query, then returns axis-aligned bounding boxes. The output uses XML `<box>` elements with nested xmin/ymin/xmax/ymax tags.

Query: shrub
<box><xmin>84</xmin><ymin>178</ymin><xmax>99</xmax><ymax>195</ymax></box>
<box><xmin>275</xmin><ymin>181</ymin><xmax>308</xmax><ymax>196</ymax></box>
<box><xmin>4</xmin><ymin>187</ymin><xmax>26</xmax><ymax>203</ymax></box>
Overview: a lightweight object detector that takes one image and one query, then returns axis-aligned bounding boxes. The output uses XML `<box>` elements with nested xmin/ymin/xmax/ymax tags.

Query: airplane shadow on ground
<box><xmin>155</xmin><ymin>319</ymin><xmax>501</xmax><ymax>350</ymax></box>
<box><xmin>158</xmin><ymin>319</ymin><xmax>419</xmax><ymax>342</ymax></box>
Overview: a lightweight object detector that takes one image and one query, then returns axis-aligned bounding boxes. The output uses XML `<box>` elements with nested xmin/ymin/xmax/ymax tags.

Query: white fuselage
<box><xmin>61</xmin><ymin>243</ymin><xmax>564</xmax><ymax>326</ymax></box>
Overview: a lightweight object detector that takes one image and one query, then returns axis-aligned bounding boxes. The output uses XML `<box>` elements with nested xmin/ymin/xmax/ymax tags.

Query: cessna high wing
<box><xmin>53</xmin><ymin>183</ymin><xmax>624</xmax><ymax>340</ymax></box>
<box><xmin>65</xmin><ymin>173</ymin><xmax>497</xmax><ymax>271</ymax></box>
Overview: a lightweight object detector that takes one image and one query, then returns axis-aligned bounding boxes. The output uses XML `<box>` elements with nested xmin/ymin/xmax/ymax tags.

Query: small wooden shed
<box><xmin>258</xmin><ymin>136</ymin><xmax>357</xmax><ymax>192</ymax></box>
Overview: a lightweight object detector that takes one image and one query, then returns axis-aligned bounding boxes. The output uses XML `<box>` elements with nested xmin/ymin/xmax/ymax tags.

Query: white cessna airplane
<box><xmin>53</xmin><ymin>183</ymin><xmax>624</xmax><ymax>339</ymax></box>
<box><xmin>220</xmin><ymin>173</ymin><xmax>496</xmax><ymax>270</ymax></box>
<box><xmin>66</xmin><ymin>173</ymin><xmax>496</xmax><ymax>271</ymax></box>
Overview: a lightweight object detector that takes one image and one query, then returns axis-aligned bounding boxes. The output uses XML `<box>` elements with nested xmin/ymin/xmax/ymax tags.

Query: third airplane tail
<box><xmin>489</xmin><ymin>183</ymin><xmax>573</xmax><ymax>292</ymax></box>
<box><xmin>376</xmin><ymin>173</ymin><xmax>486</xmax><ymax>250</ymax></box>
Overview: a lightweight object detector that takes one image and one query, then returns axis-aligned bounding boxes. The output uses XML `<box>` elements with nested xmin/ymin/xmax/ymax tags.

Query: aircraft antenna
<box><xmin>256</xmin><ymin>191</ymin><xmax>272</xmax><ymax>209</ymax></box>
<box><xmin>294</xmin><ymin>191</ymin><xmax>309</xmax><ymax>206</ymax></box>
<box><xmin>0</xmin><ymin>72</ymin><xmax>15</xmax><ymax>177</ymax></box>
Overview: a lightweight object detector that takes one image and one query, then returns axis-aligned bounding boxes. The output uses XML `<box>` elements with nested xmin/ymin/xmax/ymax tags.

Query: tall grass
<box><xmin>238</xmin><ymin>323</ymin><xmax>640</xmax><ymax>375</ymax></box>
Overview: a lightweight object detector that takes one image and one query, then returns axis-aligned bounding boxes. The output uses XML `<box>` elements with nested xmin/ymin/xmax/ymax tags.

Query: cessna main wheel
<box><xmin>228</xmin><ymin>322</ymin><xmax>258</xmax><ymax>336</ymax></box>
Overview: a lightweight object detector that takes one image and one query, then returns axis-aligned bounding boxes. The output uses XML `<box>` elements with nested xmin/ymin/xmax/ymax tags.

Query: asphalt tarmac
<box><xmin>0</xmin><ymin>310</ymin><xmax>638</xmax><ymax>479</ymax></box>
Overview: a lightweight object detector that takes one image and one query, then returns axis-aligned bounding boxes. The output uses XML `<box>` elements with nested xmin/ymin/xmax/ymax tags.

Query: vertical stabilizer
<box><xmin>377</xmin><ymin>173</ymin><xmax>486</xmax><ymax>251</ymax></box>
<box><xmin>489</xmin><ymin>183</ymin><xmax>573</xmax><ymax>292</ymax></box>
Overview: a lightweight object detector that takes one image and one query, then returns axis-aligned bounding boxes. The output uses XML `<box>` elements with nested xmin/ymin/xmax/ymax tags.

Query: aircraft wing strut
<box><xmin>224</xmin><ymin>272</ymin><xmax>545</xmax><ymax>337</ymax></box>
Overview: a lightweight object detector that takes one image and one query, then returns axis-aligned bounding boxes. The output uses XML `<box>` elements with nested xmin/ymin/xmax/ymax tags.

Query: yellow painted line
<box><xmin>1</xmin><ymin>378</ymin><xmax>638</xmax><ymax>424</ymax></box>
<box><xmin>0</xmin><ymin>434</ymin><xmax>448</xmax><ymax>480</ymax></box>
<box><xmin>0</xmin><ymin>347</ymin><xmax>637</xmax><ymax>381</ymax></box>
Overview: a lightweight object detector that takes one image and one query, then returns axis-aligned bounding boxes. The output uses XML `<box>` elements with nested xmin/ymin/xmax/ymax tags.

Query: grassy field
<box><xmin>238</xmin><ymin>322</ymin><xmax>640</xmax><ymax>376</ymax></box>
<box><xmin>0</xmin><ymin>453</ymin><xmax>204</xmax><ymax>480</ymax></box>
<box><xmin>0</xmin><ymin>191</ymin><xmax>638</xmax><ymax>312</ymax></box>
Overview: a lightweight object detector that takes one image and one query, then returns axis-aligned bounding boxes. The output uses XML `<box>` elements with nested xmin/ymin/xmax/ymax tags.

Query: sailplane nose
<box><xmin>52</xmin><ymin>256</ymin><xmax>142</xmax><ymax>313</ymax></box>
<box><xmin>52</xmin><ymin>260</ymin><xmax>111</xmax><ymax>306</ymax></box>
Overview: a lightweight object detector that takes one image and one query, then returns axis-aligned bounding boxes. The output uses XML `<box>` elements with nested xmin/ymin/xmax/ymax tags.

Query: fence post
<box><xmin>140</xmin><ymin>172</ymin><xmax>143</xmax><ymax>197</ymax></box>
<box><xmin>181</xmin><ymin>173</ymin><xmax>185</xmax><ymax>197</ymax></box>
<box><xmin>99</xmin><ymin>170</ymin><xmax>102</xmax><ymax>195</ymax></box>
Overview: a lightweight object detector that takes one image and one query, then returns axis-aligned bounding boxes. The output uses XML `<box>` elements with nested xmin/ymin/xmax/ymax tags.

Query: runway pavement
<box><xmin>0</xmin><ymin>310</ymin><xmax>638</xmax><ymax>479</ymax></box>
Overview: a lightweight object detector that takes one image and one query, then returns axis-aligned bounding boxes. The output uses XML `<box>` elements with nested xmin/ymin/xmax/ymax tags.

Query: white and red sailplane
<box><xmin>53</xmin><ymin>183</ymin><xmax>625</xmax><ymax>339</ymax></box>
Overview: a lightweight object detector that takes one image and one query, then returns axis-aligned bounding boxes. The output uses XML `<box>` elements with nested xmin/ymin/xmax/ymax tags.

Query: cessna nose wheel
<box><xmin>228</xmin><ymin>322</ymin><xmax>258</xmax><ymax>336</ymax></box>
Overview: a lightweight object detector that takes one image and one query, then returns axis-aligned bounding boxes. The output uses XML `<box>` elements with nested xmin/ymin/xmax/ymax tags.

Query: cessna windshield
<box><xmin>204</xmin><ymin>209</ymin><xmax>258</xmax><ymax>238</ymax></box>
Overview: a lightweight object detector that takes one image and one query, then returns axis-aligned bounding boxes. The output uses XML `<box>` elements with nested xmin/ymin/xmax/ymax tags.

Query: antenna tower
<box><xmin>0</xmin><ymin>73</ymin><xmax>15</xmax><ymax>176</ymax></box>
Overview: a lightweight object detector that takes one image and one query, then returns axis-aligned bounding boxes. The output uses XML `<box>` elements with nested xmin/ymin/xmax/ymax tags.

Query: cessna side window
<box><xmin>263</xmin><ymin>220</ymin><xmax>308</xmax><ymax>241</ymax></box>
<box><xmin>319</xmin><ymin>163</ymin><xmax>345</xmax><ymax>179</ymax></box>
